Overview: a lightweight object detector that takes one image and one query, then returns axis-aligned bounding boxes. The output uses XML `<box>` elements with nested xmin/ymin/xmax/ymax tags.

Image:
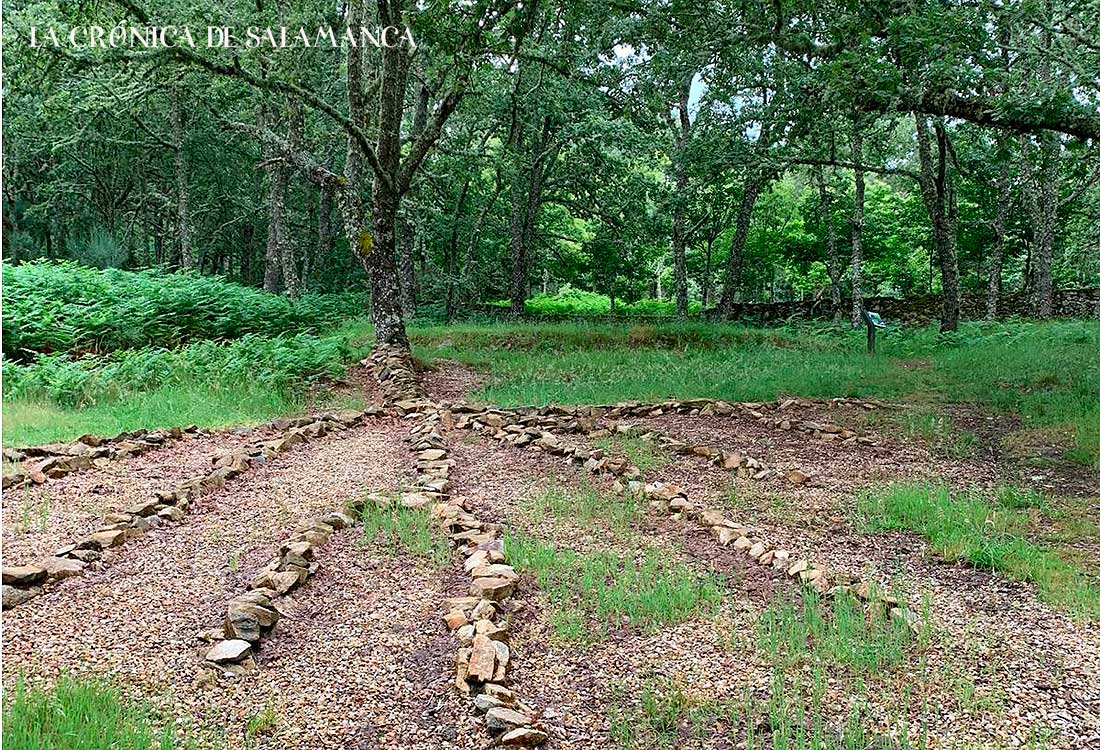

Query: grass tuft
<box><xmin>359</xmin><ymin>499</ymin><xmax>450</xmax><ymax>565</ymax></box>
<box><xmin>506</xmin><ymin>533</ymin><xmax>723</xmax><ymax>642</ymax></box>
<box><xmin>858</xmin><ymin>482</ymin><xmax>1100</xmax><ymax>619</ymax></box>
<box><xmin>2</xmin><ymin>675</ymin><xmax>179</xmax><ymax>750</ymax></box>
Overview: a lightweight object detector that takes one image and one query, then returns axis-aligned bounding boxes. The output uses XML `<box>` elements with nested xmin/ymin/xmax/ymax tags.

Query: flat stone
<box><xmin>444</xmin><ymin>609</ymin><xmax>469</xmax><ymax>630</ymax></box>
<box><xmin>501</xmin><ymin>727</ymin><xmax>549</xmax><ymax>746</ymax></box>
<box><xmin>470</xmin><ymin>564</ymin><xmax>518</xmax><ymax>581</ymax></box>
<box><xmin>486</xmin><ymin>707</ymin><xmax>532</xmax><ymax>732</ymax></box>
<box><xmin>39</xmin><ymin>557</ymin><xmax>86</xmax><ymax>580</ymax></box>
<box><xmin>473</xmin><ymin>693</ymin><xmax>508</xmax><ymax>713</ymax></box>
<box><xmin>713</xmin><ymin>526</ymin><xmax>738</xmax><ymax>546</ymax></box>
<box><xmin>2</xmin><ymin>565</ymin><xmax>47</xmax><ymax>586</ymax></box>
<box><xmin>748</xmin><ymin>542</ymin><xmax>767</xmax><ymax>559</ymax></box>
<box><xmin>467</xmin><ymin>634</ymin><xmax>497</xmax><ymax>682</ymax></box>
<box><xmin>787</xmin><ymin>560</ymin><xmax>809</xmax><ymax>577</ymax></box>
<box><xmin>787</xmin><ymin>469</ymin><xmax>810</xmax><ymax>485</ymax></box>
<box><xmin>2</xmin><ymin>584</ymin><xmax>41</xmax><ymax>609</ymax></box>
<box><xmin>470</xmin><ymin>576</ymin><xmax>515</xmax><ymax>601</ymax></box>
<box><xmin>205</xmin><ymin>639</ymin><xmax>252</xmax><ymax>664</ymax></box>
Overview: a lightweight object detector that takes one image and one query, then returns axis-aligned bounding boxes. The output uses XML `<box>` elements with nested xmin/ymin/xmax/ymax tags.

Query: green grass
<box><xmin>2</xmin><ymin>675</ymin><xmax>179</xmax><ymax>750</ymax></box>
<box><xmin>858</xmin><ymin>482</ymin><xmax>1100</xmax><ymax>619</ymax></box>
<box><xmin>894</xmin><ymin>410</ymin><xmax>978</xmax><ymax>459</ymax></box>
<box><xmin>359</xmin><ymin>499</ymin><xmax>450</xmax><ymax>565</ymax></box>
<box><xmin>527</xmin><ymin>481</ymin><xmax>644</xmax><ymax>533</ymax></box>
<box><xmin>757</xmin><ymin>587</ymin><xmax>922</xmax><ymax>674</ymax></box>
<box><xmin>593</xmin><ymin>433</ymin><xmax>670</xmax><ymax>472</ymax></box>
<box><xmin>608</xmin><ymin>671</ymin><xmax>932</xmax><ymax>750</ymax></box>
<box><xmin>411</xmin><ymin>319</ymin><xmax>1100</xmax><ymax>467</ymax></box>
<box><xmin>2</xmin><ymin>320</ymin><xmax>373</xmax><ymax>446</ymax></box>
<box><xmin>506</xmin><ymin>533</ymin><xmax>724</xmax><ymax>642</ymax></box>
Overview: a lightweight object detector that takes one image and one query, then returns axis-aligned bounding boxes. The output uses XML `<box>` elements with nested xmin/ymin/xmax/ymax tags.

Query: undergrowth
<box><xmin>2</xmin><ymin>260</ymin><xmax>367</xmax><ymax>358</ymax></box>
<box><xmin>2</xmin><ymin>675</ymin><xmax>179</xmax><ymax>750</ymax></box>
<box><xmin>506</xmin><ymin>533</ymin><xmax>723</xmax><ymax>642</ymax></box>
<box><xmin>857</xmin><ymin>482</ymin><xmax>1100</xmax><ymax>620</ymax></box>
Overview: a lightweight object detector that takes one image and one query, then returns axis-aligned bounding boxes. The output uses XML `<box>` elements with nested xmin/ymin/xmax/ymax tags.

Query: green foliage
<box><xmin>757</xmin><ymin>588</ymin><xmax>918</xmax><ymax>673</ymax></box>
<box><xmin>359</xmin><ymin>500</ymin><xmax>451</xmax><ymax>565</ymax></box>
<box><xmin>3</xmin><ymin>331</ymin><xmax>363</xmax><ymax>409</ymax></box>
<box><xmin>527</xmin><ymin>481</ymin><xmax>644</xmax><ymax>533</ymax></box>
<box><xmin>858</xmin><ymin>483</ymin><xmax>1100</xmax><ymax>619</ymax></box>
<box><xmin>506</xmin><ymin>532</ymin><xmax>724</xmax><ymax>642</ymax></box>
<box><xmin>2</xmin><ymin>675</ymin><xmax>179</xmax><ymax>750</ymax></box>
<box><xmin>2</xmin><ymin>261</ymin><xmax>368</xmax><ymax>358</ymax></box>
<box><xmin>485</xmin><ymin>285</ymin><xmax>704</xmax><ymax>317</ymax></box>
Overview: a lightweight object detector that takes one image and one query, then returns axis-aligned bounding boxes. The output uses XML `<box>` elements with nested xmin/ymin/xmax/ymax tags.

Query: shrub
<box><xmin>2</xmin><ymin>260</ymin><xmax>368</xmax><ymax>358</ymax></box>
<box><xmin>3</xmin><ymin>331</ymin><xmax>365</xmax><ymax>408</ymax></box>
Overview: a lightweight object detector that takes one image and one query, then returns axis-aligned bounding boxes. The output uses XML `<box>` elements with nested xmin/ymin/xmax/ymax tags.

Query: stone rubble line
<box><xmin>2</xmin><ymin>426</ymin><xmax>195</xmax><ymax>492</ymax></box>
<box><xmin>473</xmin><ymin>396</ymin><xmax>885</xmax><ymax>449</ymax></box>
<box><xmin>366</xmin><ymin>344</ymin><xmax>550</xmax><ymax>748</ymax></box>
<box><xmin>200</xmin><ymin>505</ymin><xmax>360</xmax><ymax>673</ymax></box>
<box><xmin>1</xmin><ymin>408</ymin><xmax>385</xmax><ymax>612</ymax></box>
<box><xmin>454</xmin><ymin>407</ymin><xmax>921</xmax><ymax>633</ymax></box>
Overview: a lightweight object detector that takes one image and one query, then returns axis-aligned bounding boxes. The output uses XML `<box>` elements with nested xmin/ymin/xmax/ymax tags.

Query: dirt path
<box><xmin>1</xmin><ymin>422</ymin><xmax>475</xmax><ymax>749</ymax></box>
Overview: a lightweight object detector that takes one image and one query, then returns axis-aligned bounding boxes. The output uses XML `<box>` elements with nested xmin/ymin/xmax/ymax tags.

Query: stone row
<box><xmin>201</xmin><ymin>506</ymin><xmax>358</xmax><ymax>673</ymax></box>
<box><xmin>363</xmin><ymin>344</ymin><xmax>435</xmax><ymax>414</ymax></box>
<box><xmin>451</xmin><ymin>408</ymin><xmax>810</xmax><ymax>486</ymax></box>
<box><xmin>1</xmin><ymin>408</ymin><xmax>378</xmax><ymax>611</ymax></box>
<box><xmin>457</xmin><ymin>410</ymin><xmax>918</xmax><ymax>634</ymax></box>
<box><xmin>368</xmin><ymin>346</ymin><xmax>548</xmax><ymax>747</ymax></box>
<box><xmin>2</xmin><ymin>426</ymin><xmax>195</xmax><ymax>491</ymax></box>
<box><xmin>453</xmin><ymin>397</ymin><xmax>880</xmax><ymax>448</ymax></box>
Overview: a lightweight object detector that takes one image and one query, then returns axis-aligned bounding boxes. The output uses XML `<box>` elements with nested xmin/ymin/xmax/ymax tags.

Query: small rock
<box><xmin>486</xmin><ymin>707</ymin><xmax>532</xmax><ymax>732</ymax></box>
<box><xmin>205</xmin><ymin>639</ymin><xmax>252</xmax><ymax>664</ymax></box>
<box><xmin>39</xmin><ymin>557</ymin><xmax>86</xmax><ymax>580</ymax></box>
<box><xmin>2</xmin><ymin>584</ymin><xmax>41</xmax><ymax>609</ymax></box>
<box><xmin>2</xmin><ymin>565</ymin><xmax>48</xmax><ymax>586</ymax></box>
<box><xmin>467</xmin><ymin>635</ymin><xmax>497</xmax><ymax>682</ymax></box>
<box><xmin>501</xmin><ymin>727</ymin><xmax>549</xmax><ymax>746</ymax></box>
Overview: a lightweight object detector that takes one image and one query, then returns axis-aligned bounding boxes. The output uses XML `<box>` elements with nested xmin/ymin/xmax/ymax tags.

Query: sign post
<box><xmin>861</xmin><ymin>310</ymin><xmax>886</xmax><ymax>354</ymax></box>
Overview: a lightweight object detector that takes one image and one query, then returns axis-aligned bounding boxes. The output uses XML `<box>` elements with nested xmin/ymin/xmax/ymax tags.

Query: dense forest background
<box><xmin>3</xmin><ymin>0</ymin><xmax>1099</xmax><ymax>337</ymax></box>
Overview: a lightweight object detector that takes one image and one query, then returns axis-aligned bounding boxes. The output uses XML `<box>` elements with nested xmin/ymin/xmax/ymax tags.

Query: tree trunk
<box><xmin>915</xmin><ymin>115</ymin><xmax>960</xmax><ymax>332</ymax></box>
<box><xmin>702</xmin><ymin>237</ymin><xmax>713</xmax><ymax>308</ymax></box>
<box><xmin>264</xmin><ymin>157</ymin><xmax>289</xmax><ymax>294</ymax></box>
<box><xmin>987</xmin><ymin>150</ymin><xmax>1011</xmax><ymax>319</ymax></box>
<box><xmin>508</xmin><ymin>164</ymin><xmax>529</xmax><ymax>316</ymax></box>
<box><xmin>397</xmin><ymin>215</ymin><xmax>417</xmax><ymax>317</ymax></box>
<box><xmin>850</xmin><ymin>126</ymin><xmax>865</xmax><ymax>327</ymax></box>
<box><xmin>814</xmin><ymin>165</ymin><xmax>842</xmax><ymax>318</ymax></box>
<box><xmin>717</xmin><ymin>178</ymin><xmax>763</xmax><ymax>317</ymax></box>
<box><xmin>671</xmin><ymin>78</ymin><xmax>693</xmax><ymax>321</ymax></box>
<box><xmin>671</xmin><ymin>203</ymin><xmax>688</xmax><ymax>320</ymax></box>
<box><xmin>1033</xmin><ymin>131</ymin><xmax>1059</xmax><ymax>318</ymax></box>
<box><xmin>170</xmin><ymin>85</ymin><xmax>195</xmax><ymax>270</ymax></box>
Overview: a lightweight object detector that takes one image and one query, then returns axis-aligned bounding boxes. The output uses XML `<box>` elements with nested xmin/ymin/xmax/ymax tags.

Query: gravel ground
<box><xmin>447</xmin><ymin>426</ymin><xmax>1100</xmax><ymax>749</ymax></box>
<box><xmin>4</xmin><ymin>396</ymin><xmax>1097</xmax><ymax>749</ymax></box>
<box><xmin>1</xmin><ymin>429</ymin><xmax>266</xmax><ymax>563</ymax></box>
<box><xmin>1</xmin><ymin>421</ymin><xmax>479</xmax><ymax>750</ymax></box>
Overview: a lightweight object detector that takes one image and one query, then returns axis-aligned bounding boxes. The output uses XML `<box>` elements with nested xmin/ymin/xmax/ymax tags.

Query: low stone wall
<box><xmin>470</xmin><ymin>288</ymin><xmax>1100</xmax><ymax>325</ymax></box>
<box><xmin>365</xmin><ymin>345</ymin><xmax>550</xmax><ymax>747</ymax></box>
<box><xmin>3</xmin><ymin>427</ymin><xmax>192</xmax><ymax>491</ymax></box>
